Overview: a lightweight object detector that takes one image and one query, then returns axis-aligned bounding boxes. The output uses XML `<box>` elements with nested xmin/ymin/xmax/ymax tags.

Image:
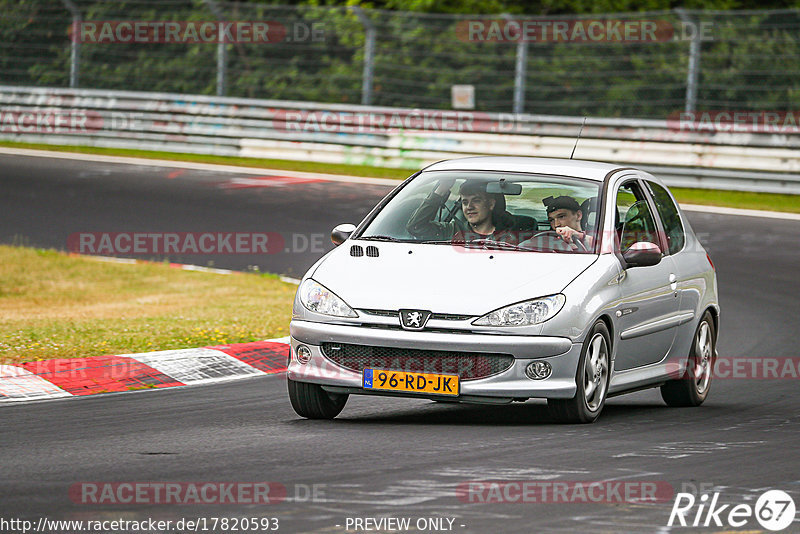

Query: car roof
<box><xmin>423</xmin><ymin>156</ymin><xmax>628</xmax><ymax>182</ymax></box>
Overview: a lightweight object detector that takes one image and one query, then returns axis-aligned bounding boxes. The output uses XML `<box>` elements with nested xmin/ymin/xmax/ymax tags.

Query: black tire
<box><xmin>547</xmin><ymin>321</ymin><xmax>611</xmax><ymax>424</ymax></box>
<box><xmin>287</xmin><ymin>378</ymin><xmax>348</xmax><ymax>419</ymax></box>
<box><xmin>661</xmin><ymin>311</ymin><xmax>716</xmax><ymax>407</ymax></box>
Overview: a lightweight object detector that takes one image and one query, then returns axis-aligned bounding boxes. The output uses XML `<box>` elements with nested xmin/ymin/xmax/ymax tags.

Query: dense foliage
<box><xmin>2</xmin><ymin>0</ymin><xmax>798</xmax><ymax>118</ymax></box>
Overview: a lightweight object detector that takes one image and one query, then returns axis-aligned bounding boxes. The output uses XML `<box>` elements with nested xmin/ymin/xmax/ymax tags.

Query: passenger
<box><xmin>543</xmin><ymin>195</ymin><xmax>594</xmax><ymax>250</ymax></box>
<box><xmin>406</xmin><ymin>178</ymin><xmax>512</xmax><ymax>241</ymax></box>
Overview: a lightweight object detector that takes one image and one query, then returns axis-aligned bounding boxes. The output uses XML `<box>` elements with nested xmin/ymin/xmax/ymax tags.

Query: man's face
<box><xmin>548</xmin><ymin>208</ymin><xmax>582</xmax><ymax>231</ymax></box>
<box><xmin>461</xmin><ymin>193</ymin><xmax>495</xmax><ymax>226</ymax></box>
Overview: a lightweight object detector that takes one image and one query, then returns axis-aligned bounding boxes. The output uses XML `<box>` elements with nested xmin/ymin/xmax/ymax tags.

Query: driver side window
<box><xmin>616</xmin><ymin>182</ymin><xmax>659</xmax><ymax>253</ymax></box>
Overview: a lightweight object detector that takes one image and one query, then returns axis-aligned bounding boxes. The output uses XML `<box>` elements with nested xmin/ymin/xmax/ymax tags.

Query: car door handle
<box><xmin>669</xmin><ymin>273</ymin><xmax>678</xmax><ymax>293</ymax></box>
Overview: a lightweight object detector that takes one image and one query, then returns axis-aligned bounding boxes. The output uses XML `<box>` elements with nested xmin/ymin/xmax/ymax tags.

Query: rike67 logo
<box><xmin>668</xmin><ymin>489</ymin><xmax>796</xmax><ymax>531</ymax></box>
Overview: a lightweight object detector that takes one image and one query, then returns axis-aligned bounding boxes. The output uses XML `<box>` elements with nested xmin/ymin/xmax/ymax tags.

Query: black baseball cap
<box><xmin>543</xmin><ymin>195</ymin><xmax>581</xmax><ymax>214</ymax></box>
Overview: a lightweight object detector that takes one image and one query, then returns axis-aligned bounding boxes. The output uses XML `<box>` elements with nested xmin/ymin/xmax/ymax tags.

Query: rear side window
<box><xmin>647</xmin><ymin>181</ymin><xmax>685</xmax><ymax>254</ymax></box>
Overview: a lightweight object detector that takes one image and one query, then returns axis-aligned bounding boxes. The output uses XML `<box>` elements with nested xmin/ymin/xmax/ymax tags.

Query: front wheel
<box><xmin>660</xmin><ymin>311</ymin><xmax>716</xmax><ymax>407</ymax></box>
<box><xmin>287</xmin><ymin>378</ymin><xmax>348</xmax><ymax>419</ymax></box>
<box><xmin>547</xmin><ymin>321</ymin><xmax>611</xmax><ymax>424</ymax></box>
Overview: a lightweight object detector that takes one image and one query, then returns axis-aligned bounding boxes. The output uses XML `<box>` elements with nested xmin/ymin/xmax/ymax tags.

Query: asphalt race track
<box><xmin>0</xmin><ymin>153</ymin><xmax>394</xmax><ymax>277</ymax></box>
<box><xmin>2</xmin><ymin>153</ymin><xmax>799</xmax><ymax>533</ymax></box>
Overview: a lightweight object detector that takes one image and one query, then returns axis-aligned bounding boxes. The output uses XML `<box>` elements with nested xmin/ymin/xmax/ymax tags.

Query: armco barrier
<box><xmin>1</xmin><ymin>85</ymin><xmax>799</xmax><ymax>194</ymax></box>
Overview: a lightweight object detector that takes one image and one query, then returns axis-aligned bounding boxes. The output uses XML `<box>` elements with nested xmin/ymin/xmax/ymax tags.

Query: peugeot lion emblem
<box><xmin>399</xmin><ymin>309</ymin><xmax>432</xmax><ymax>330</ymax></box>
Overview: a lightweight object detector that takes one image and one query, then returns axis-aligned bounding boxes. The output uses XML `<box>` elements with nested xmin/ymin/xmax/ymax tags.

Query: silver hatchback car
<box><xmin>287</xmin><ymin>157</ymin><xmax>719</xmax><ymax>423</ymax></box>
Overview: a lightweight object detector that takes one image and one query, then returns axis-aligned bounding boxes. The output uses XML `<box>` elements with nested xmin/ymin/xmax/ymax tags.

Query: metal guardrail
<box><xmin>1</xmin><ymin>85</ymin><xmax>799</xmax><ymax>194</ymax></box>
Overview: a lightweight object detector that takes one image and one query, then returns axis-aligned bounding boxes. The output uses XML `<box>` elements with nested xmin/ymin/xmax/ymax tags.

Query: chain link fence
<box><xmin>2</xmin><ymin>1</ymin><xmax>799</xmax><ymax>119</ymax></box>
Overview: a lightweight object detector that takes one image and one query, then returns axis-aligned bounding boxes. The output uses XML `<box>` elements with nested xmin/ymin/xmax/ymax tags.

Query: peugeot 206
<box><xmin>287</xmin><ymin>157</ymin><xmax>719</xmax><ymax>423</ymax></box>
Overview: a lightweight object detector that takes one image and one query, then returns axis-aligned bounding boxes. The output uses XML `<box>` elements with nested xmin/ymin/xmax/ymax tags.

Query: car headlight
<box><xmin>472</xmin><ymin>294</ymin><xmax>566</xmax><ymax>327</ymax></box>
<box><xmin>298</xmin><ymin>279</ymin><xmax>358</xmax><ymax>318</ymax></box>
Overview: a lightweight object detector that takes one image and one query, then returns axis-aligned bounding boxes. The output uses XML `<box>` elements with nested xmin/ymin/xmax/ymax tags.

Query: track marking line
<box><xmin>0</xmin><ymin>365</ymin><xmax>72</xmax><ymax>401</ymax></box>
<box><xmin>128</xmin><ymin>347</ymin><xmax>267</xmax><ymax>385</ymax></box>
<box><xmin>220</xmin><ymin>176</ymin><xmax>326</xmax><ymax>189</ymax></box>
<box><xmin>680</xmin><ymin>203</ymin><xmax>800</xmax><ymax>221</ymax></box>
<box><xmin>20</xmin><ymin>355</ymin><xmax>183</xmax><ymax>396</ymax></box>
<box><xmin>0</xmin><ymin>340</ymin><xmax>290</xmax><ymax>404</ymax></box>
<box><xmin>0</xmin><ymin>147</ymin><xmax>402</xmax><ymax>186</ymax></box>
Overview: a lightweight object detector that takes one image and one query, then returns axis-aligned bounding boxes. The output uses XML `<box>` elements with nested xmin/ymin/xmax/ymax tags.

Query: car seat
<box><xmin>492</xmin><ymin>193</ymin><xmax>537</xmax><ymax>232</ymax></box>
<box><xmin>579</xmin><ymin>197</ymin><xmax>598</xmax><ymax>233</ymax></box>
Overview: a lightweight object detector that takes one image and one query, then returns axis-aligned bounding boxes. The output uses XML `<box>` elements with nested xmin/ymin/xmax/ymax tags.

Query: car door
<box><xmin>613</xmin><ymin>179</ymin><xmax>681</xmax><ymax>371</ymax></box>
<box><xmin>644</xmin><ymin>179</ymin><xmax>698</xmax><ymax>315</ymax></box>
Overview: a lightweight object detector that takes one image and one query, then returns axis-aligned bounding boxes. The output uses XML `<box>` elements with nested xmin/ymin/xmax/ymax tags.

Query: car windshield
<box><xmin>358</xmin><ymin>171</ymin><xmax>602</xmax><ymax>253</ymax></box>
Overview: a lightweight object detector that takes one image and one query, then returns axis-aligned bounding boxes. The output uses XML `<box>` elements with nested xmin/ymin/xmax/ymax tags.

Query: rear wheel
<box><xmin>548</xmin><ymin>321</ymin><xmax>611</xmax><ymax>424</ymax></box>
<box><xmin>661</xmin><ymin>311</ymin><xmax>715</xmax><ymax>407</ymax></box>
<box><xmin>287</xmin><ymin>378</ymin><xmax>348</xmax><ymax>419</ymax></box>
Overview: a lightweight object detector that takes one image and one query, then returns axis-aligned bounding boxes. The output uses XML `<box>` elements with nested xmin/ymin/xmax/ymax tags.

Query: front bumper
<box><xmin>288</xmin><ymin>320</ymin><xmax>581</xmax><ymax>402</ymax></box>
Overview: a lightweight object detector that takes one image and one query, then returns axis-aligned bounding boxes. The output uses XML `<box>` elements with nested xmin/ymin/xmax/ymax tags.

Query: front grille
<box><xmin>432</xmin><ymin>312</ymin><xmax>474</xmax><ymax>321</ymax></box>
<box><xmin>360</xmin><ymin>309</ymin><xmax>474</xmax><ymax>321</ymax></box>
<box><xmin>321</xmin><ymin>343</ymin><xmax>514</xmax><ymax>381</ymax></box>
<box><xmin>360</xmin><ymin>308</ymin><xmax>397</xmax><ymax>318</ymax></box>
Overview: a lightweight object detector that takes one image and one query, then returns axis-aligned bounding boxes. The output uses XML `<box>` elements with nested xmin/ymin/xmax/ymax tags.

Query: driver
<box><xmin>544</xmin><ymin>195</ymin><xmax>594</xmax><ymax>250</ymax></box>
<box><xmin>406</xmin><ymin>178</ymin><xmax>512</xmax><ymax>241</ymax></box>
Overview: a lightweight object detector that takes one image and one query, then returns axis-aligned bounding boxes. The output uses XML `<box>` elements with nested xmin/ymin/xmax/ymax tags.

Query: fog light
<box><xmin>296</xmin><ymin>345</ymin><xmax>312</xmax><ymax>364</ymax></box>
<box><xmin>525</xmin><ymin>361</ymin><xmax>552</xmax><ymax>380</ymax></box>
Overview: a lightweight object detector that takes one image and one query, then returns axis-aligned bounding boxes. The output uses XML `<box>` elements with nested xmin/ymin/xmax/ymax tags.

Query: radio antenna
<box><xmin>570</xmin><ymin>117</ymin><xmax>587</xmax><ymax>160</ymax></box>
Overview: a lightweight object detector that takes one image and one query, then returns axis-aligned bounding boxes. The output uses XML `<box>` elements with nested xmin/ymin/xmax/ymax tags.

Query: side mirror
<box><xmin>622</xmin><ymin>242</ymin><xmax>662</xmax><ymax>268</ymax></box>
<box><xmin>331</xmin><ymin>223</ymin><xmax>356</xmax><ymax>246</ymax></box>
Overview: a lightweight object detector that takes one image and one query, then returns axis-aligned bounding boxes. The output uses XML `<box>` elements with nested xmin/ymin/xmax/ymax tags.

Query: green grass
<box><xmin>1</xmin><ymin>140</ymin><xmax>798</xmax><ymax>213</ymax></box>
<box><xmin>670</xmin><ymin>187</ymin><xmax>800</xmax><ymax>214</ymax></box>
<box><xmin>0</xmin><ymin>245</ymin><xmax>295</xmax><ymax>364</ymax></box>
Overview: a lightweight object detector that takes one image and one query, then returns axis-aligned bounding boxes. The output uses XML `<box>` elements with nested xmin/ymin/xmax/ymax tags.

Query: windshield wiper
<box><xmin>420</xmin><ymin>239</ymin><xmax>525</xmax><ymax>250</ymax></box>
<box><xmin>359</xmin><ymin>235</ymin><xmax>402</xmax><ymax>242</ymax></box>
<box><xmin>463</xmin><ymin>239</ymin><xmax>525</xmax><ymax>251</ymax></box>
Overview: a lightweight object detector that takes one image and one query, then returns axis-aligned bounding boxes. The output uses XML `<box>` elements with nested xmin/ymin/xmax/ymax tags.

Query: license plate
<box><xmin>362</xmin><ymin>368</ymin><xmax>459</xmax><ymax>396</ymax></box>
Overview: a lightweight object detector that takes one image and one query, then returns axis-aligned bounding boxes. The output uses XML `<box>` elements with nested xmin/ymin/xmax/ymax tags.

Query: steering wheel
<box><xmin>531</xmin><ymin>230</ymin><xmax>557</xmax><ymax>239</ymax></box>
<box><xmin>571</xmin><ymin>234</ymin><xmax>588</xmax><ymax>252</ymax></box>
<box><xmin>529</xmin><ymin>230</ymin><xmax>586</xmax><ymax>252</ymax></box>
